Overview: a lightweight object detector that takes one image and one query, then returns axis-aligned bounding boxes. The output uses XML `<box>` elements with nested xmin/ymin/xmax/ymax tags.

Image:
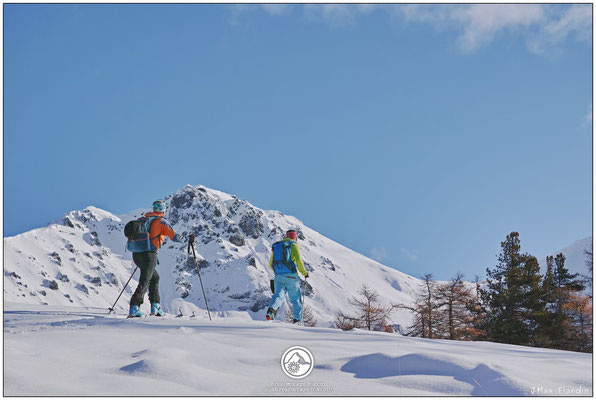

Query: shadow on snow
<box><xmin>340</xmin><ymin>352</ymin><xmax>523</xmax><ymax>396</ymax></box>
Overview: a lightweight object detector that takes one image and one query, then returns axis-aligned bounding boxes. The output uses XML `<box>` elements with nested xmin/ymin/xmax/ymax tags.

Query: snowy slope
<box><xmin>4</xmin><ymin>303</ymin><xmax>592</xmax><ymax>396</ymax></box>
<box><xmin>3</xmin><ymin>207</ymin><xmax>138</xmax><ymax>311</ymax></box>
<box><xmin>538</xmin><ymin>236</ymin><xmax>592</xmax><ymax>278</ymax></box>
<box><xmin>4</xmin><ymin>184</ymin><xmax>418</xmax><ymax>327</ymax></box>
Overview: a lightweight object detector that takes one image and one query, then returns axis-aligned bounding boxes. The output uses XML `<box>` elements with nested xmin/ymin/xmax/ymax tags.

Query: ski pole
<box><xmin>108</xmin><ymin>266</ymin><xmax>138</xmax><ymax>314</ymax></box>
<box><xmin>300</xmin><ymin>276</ymin><xmax>307</xmax><ymax>322</ymax></box>
<box><xmin>188</xmin><ymin>234</ymin><xmax>212</xmax><ymax>321</ymax></box>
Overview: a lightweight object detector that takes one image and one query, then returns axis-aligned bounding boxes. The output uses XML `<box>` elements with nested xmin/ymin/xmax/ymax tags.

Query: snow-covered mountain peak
<box><xmin>5</xmin><ymin>184</ymin><xmax>419</xmax><ymax>326</ymax></box>
<box><xmin>164</xmin><ymin>184</ymin><xmax>304</xmax><ymax>247</ymax></box>
<box><xmin>53</xmin><ymin>205</ymin><xmax>122</xmax><ymax>230</ymax></box>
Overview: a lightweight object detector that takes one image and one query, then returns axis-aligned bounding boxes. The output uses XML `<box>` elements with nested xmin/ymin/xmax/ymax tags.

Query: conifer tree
<box><xmin>480</xmin><ymin>232</ymin><xmax>544</xmax><ymax>345</ymax></box>
<box><xmin>519</xmin><ymin>254</ymin><xmax>544</xmax><ymax>344</ymax></box>
<box><xmin>545</xmin><ymin>253</ymin><xmax>587</xmax><ymax>349</ymax></box>
<box><xmin>535</xmin><ymin>256</ymin><xmax>557</xmax><ymax>347</ymax></box>
<box><xmin>554</xmin><ymin>253</ymin><xmax>584</xmax><ymax>293</ymax></box>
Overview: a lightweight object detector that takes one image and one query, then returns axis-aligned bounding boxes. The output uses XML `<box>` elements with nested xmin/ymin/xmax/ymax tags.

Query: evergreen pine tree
<box><xmin>519</xmin><ymin>254</ymin><xmax>544</xmax><ymax>345</ymax></box>
<box><xmin>536</xmin><ymin>256</ymin><xmax>557</xmax><ymax>347</ymax></box>
<box><xmin>480</xmin><ymin>232</ymin><xmax>544</xmax><ymax>346</ymax></box>
<box><xmin>554</xmin><ymin>253</ymin><xmax>584</xmax><ymax>292</ymax></box>
<box><xmin>551</xmin><ymin>253</ymin><xmax>586</xmax><ymax>349</ymax></box>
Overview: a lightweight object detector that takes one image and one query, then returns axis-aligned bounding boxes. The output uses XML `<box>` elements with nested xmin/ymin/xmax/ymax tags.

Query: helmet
<box><xmin>153</xmin><ymin>199</ymin><xmax>167</xmax><ymax>213</ymax></box>
<box><xmin>285</xmin><ymin>230</ymin><xmax>297</xmax><ymax>241</ymax></box>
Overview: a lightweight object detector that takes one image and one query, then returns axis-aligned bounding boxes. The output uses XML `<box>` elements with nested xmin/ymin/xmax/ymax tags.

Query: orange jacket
<box><xmin>145</xmin><ymin>211</ymin><xmax>175</xmax><ymax>252</ymax></box>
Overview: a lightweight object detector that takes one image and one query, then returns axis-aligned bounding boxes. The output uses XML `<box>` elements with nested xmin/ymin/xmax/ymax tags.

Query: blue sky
<box><xmin>4</xmin><ymin>4</ymin><xmax>592</xmax><ymax>280</ymax></box>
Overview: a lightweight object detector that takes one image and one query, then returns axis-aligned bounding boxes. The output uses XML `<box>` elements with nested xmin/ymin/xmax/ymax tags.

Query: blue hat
<box><xmin>153</xmin><ymin>199</ymin><xmax>167</xmax><ymax>212</ymax></box>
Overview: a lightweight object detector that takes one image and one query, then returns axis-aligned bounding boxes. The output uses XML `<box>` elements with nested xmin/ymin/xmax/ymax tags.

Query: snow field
<box><xmin>4</xmin><ymin>303</ymin><xmax>592</xmax><ymax>396</ymax></box>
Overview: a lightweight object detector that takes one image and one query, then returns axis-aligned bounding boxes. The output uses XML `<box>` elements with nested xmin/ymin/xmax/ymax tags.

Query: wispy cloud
<box><xmin>229</xmin><ymin>4</ymin><xmax>590</xmax><ymax>55</ymax></box>
<box><xmin>370</xmin><ymin>246</ymin><xmax>388</xmax><ymax>262</ymax></box>
<box><xmin>527</xmin><ymin>5</ymin><xmax>592</xmax><ymax>55</ymax></box>
<box><xmin>227</xmin><ymin>4</ymin><xmax>293</xmax><ymax>25</ymax></box>
<box><xmin>394</xmin><ymin>4</ymin><xmax>591</xmax><ymax>54</ymax></box>
<box><xmin>455</xmin><ymin>5</ymin><xmax>545</xmax><ymax>52</ymax></box>
<box><xmin>303</xmin><ymin>4</ymin><xmax>376</xmax><ymax>27</ymax></box>
<box><xmin>400</xmin><ymin>248</ymin><xmax>419</xmax><ymax>262</ymax></box>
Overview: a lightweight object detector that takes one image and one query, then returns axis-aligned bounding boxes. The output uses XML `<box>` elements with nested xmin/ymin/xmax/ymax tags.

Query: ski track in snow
<box><xmin>4</xmin><ymin>304</ymin><xmax>592</xmax><ymax>396</ymax></box>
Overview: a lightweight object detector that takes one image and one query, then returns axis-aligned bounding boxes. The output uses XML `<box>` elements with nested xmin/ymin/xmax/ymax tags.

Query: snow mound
<box><xmin>341</xmin><ymin>353</ymin><xmax>521</xmax><ymax>395</ymax></box>
<box><xmin>4</xmin><ymin>304</ymin><xmax>592</xmax><ymax>396</ymax></box>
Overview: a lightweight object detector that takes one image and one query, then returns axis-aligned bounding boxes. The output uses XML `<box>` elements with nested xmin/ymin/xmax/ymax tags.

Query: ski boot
<box><xmin>128</xmin><ymin>305</ymin><xmax>143</xmax><ymax>318</ymax></box>
<box><xmin>266</xmin><ymin>307</ymin><xmax>277</xmax><ymax>321</ymax></box>
<box><xmin>292</xmin><ymin>319</ymin><xmax>300</xmax><ymax>324</ymax></box>
<box><xmin>151</xmin><ymin>302</ymin><xmax>164</xmax><ymax>316</ymax></box>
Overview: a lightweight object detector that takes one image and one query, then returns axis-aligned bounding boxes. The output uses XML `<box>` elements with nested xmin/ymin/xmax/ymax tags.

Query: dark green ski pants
<box><xmin>130</xmin><ymin>251</ymin><xmax>160</xmax><ymax>306</ymax></box>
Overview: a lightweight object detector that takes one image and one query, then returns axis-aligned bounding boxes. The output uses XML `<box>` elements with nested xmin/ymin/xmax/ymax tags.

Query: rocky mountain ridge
<box><xmin>4</xmin><ymin>184</ymin><xmax>418</xmax><ymax>327</ymax></box>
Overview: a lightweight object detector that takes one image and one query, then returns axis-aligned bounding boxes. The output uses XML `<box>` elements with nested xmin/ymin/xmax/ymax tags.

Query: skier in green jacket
<box><xmin>266</xmin><ymin>230</ymin><xmax>309</xmax><ymax>322</ymax></box>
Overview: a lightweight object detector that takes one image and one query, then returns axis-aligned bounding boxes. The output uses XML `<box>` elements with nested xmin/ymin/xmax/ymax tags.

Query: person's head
<box><xmin>285</xmin><ymin>230</ymin><xmax>297</xmax><ymax>241</ymax></box>
<box><xmin>153</xmin><ymin>199</ymin><xmax>167</xmax><ymax>213</ymax></box>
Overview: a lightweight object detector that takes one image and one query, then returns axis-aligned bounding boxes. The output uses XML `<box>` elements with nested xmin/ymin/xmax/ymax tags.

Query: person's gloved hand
<box><xmin>304</xmin><ymin>272</ymin><xmax>309</xmax><ymax>278</ymax></box>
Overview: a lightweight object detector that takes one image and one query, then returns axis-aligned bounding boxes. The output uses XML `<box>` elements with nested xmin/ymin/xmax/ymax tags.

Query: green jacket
<box><xmin>269</xmin><ymin>238</ymin><xmax>307</xmax><ymax>276</ymax></box>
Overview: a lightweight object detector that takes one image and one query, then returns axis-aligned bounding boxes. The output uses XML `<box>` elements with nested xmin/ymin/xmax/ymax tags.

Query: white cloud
<box><xmin>370</xmin><ymin>246</ymin><xmax>388</xmax><ymax>262</ymax></box>
<box><xmin>528</xmin><ymin>5</ymin><xmax>592</xmax><ymax>54</ymax></box>
<box><xmin>304</xmin><ymin>4</ymin><xmax>375</xmax><ymax>27</ymax></box>
<box><xmin>544</xmin><ymin>5</ymin><xmax>592</xmax><ymax>42</ymax></box>
<box><xmin>227</xmin><ymin>4</ymin><xmax>591</xmax><ymax>55</ymax></box>
<box><xmin>394</xmin><ymin>4</ymin><xmax>591</xmax><ymax>54</ymax></box>
<box><xmin>456</xmin><ymin>5</ymin><xmax>545</xmax><ymax>52</ymax></box>
<box><xmin>394</xmin><ymin>4</ymin><xmax>544</xmax><ymax>52</ymax></box>
<box><xmin>400</xmin><ymin>248</ymin><xmax>419</xmax><ymax>262</ymax></box>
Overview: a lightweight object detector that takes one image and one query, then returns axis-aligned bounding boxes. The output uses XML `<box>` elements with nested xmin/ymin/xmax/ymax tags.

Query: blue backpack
<box><xmin>272</xmin><ymin>240</ymin><xmax>297</xmax><ymax>274</ymax></box>
<box><xmin>125</xmin><ymin>216</ymin><xmax>161</xmax><ymax>253</ymax></box>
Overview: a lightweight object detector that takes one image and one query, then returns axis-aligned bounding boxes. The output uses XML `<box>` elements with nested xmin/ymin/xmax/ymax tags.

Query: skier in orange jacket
<box><xmin>128</xmin><ymin>199</ymin><xmax>175</xmax><ymax>317</ymax></box>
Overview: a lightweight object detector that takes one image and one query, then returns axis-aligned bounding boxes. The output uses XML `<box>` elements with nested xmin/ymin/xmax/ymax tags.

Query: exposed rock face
<box><xmin>229</xmin><ymin>233</ymin><xmax>245</xmax><ymax>247</ymax></box>
<box><xmin>5</xmin><ymin>183</ymin><xmax>422</xmax><ymax>326</ymax></box>
<box><xmin>170</xmin><ymin>186</ymin><xmax>198</xmax><ymax>210</ymax></box>
<box><xmin>239</xmin><ymin>210</ymin><xmax>264</xmax><ymax>239</ymax></box>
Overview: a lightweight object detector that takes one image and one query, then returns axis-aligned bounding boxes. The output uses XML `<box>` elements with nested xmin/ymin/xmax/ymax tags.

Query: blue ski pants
<box><xmin>269</xmin><ymin>273</ymin><xmax>303</xmax><ymax>321</ymax></box>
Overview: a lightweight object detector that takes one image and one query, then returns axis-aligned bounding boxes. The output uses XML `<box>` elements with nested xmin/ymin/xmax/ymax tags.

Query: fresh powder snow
<box><xmin>3</xmin><ymin>184</ymin><xmax>592</xmax><ymax>396</ymax></box>
<box><xmin>4</xmin><ymin>303</ymin><xmax>591</xmax><ymax>396</ymax></box>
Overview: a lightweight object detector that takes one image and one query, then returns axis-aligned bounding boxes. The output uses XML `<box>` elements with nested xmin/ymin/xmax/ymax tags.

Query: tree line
<box><xmin>334</xmin><ymin>232</ymin><xmax>592</xmax><ymax>353</ymax></box>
